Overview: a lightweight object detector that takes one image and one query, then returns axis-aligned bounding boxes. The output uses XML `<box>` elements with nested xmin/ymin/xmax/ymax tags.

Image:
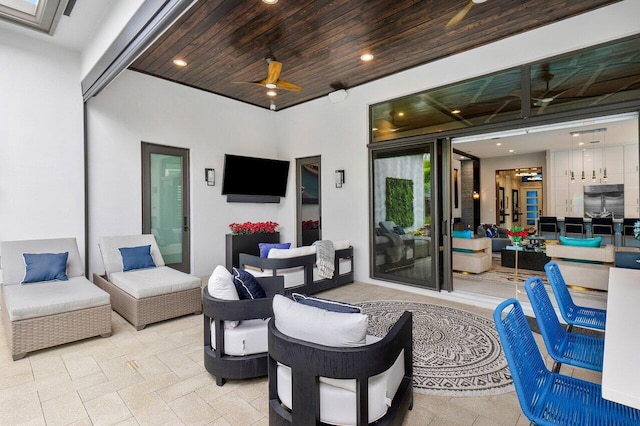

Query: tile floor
<box><xmin>0</xmin><ymin>280</ymin><xmax>602</xmax><ymax>425</ymax></box>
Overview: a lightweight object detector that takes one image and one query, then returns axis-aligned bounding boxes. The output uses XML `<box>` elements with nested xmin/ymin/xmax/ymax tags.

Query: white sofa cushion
<box><xmin>109</xmin><ymin>266</ymin><xmax>201</xmax><ymax>299</ymax></box>
<box><xmin>273</xmin><ymin>294</ymin><xmax>367</xmax><ymax>347</ymax></box>
<box><xmin>332</xmin><ymin>240</ymin><xmax>351</xmax><ymax>250</ymax></box>
<box><xmin>276</xmin><ymin>335</ymin><xmax>405</xmax><ymax>426</ymax></box>
<box><xmin>249</xmin><ymin>266</ymin><xmax>305</xmax><ymax>289</ymax></box>
<box><xmin>2</xmin><ymin>276</ymin><xmax>110</xmax><ymax>321</ymax></box>
<box><xmin>210</xmin><ymin>318</ymin><xmax>269</xmax><ymax>356</ymax></box>
<box><xmin>267</xmin><ymin>246</ymin><xmax>316</xmax><ymax>258</ymax></box>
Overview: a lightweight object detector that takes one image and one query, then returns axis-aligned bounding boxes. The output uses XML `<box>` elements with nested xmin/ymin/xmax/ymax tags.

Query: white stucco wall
<box><xmin>0</xmin><ymin>28</ymin><xmax>84</xmax><ymax>262</ymax></box>
<box><xmin>86</xmin><ymin>70</ymin><xmax>279</xmax><ymax>277</ymax></box>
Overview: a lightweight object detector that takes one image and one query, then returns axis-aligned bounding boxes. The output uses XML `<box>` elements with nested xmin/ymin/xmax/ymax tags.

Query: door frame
<box><xmin>141</xmin><ymin>142</ymin><xmax>191</xmax><ymax>273</ymax></box>
<box><xmin>296</xmin><ymin>155</ymin><xmax>322</xmax><ymax>246</ymax></box>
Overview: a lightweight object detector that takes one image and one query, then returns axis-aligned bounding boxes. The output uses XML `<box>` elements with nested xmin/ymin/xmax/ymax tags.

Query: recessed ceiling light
<box><xmin>266</xmin><ymin>90</ymin><xmax>277</xmax><ymax>97</ymax></box>
<box><xmin>360</xmin><ymin>53</ymin><xmax>374</xmax><ymax>62</ymax></box>
<box><xmin>262</xmin><ymin>0</ymin><xmax>278</xmax><ymax>4</ymax></box>
<box><xmin>472</xmin><ymin>0</ymin><xmax>487</xmax><ymax>3</ymax></box>
<box><xmin>451</xmin><ymin>109</ymin><xmax>461</xmax><ymax>114</ymax></box>
<box><xmin>578</xmin><ymin>142</ymin><xmax>584</xmax><ymax>145</ymax></box>
<box><xmin>265</xmin><ymin>83</ymin><xmax>277</xmax><ymax>89</ymax></box>
<box><xmin>397</xmin><ymin>112</ymin><xmax>404</xmax><ymax>117</ymax></box>
<box><xmin>172</xmin><ymin>58</ymin><xmax>187</xmax><ymax>67</ymax></box>
<box><xmin>509</xmin><ymin>149</ymin><xmax>515</xmax><ymax>153</ymax></box>
<box><xmin>372</xmin><ymin>127</ymin><xmax>378</xmax><ymax>131</ymax></box>
<box><xmin>496</xmin><ymin>142</ymin><xmax>502</xmax><ymax>146</ymax></box>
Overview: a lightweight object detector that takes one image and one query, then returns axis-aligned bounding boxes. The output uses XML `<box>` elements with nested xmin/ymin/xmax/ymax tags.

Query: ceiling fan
<box><xmin>234</xmin><ymin>57</ymin><xmax>302</xmax><ymax>92</ymax></box>
<box><xmin>445</xmin><ymin>0</ymin><xmax>487</xmax><ymax>28</ymax></box>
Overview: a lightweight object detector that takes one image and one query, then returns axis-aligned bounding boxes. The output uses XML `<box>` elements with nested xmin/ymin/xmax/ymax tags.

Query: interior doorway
<box><xmin>141</xmin><ymin>142</ymin><xmax>191</xmax><ymax>273</ymax></box>
<box><xmin>296</xmin><ymin>156</ymin><xmax>321</xmax><ymax>246</ymax></box>
<box><xmin>495</xmin><ymin>168</ymin><xmax>543</xmax><ymax>231</ymax></box>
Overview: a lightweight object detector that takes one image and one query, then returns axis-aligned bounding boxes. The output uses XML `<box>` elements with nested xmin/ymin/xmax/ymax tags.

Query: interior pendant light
<box><xmin>591</xmin><ymin>133</ymin><xmax>597</xmax><ymax>182</ymax></box>
<box><xmin>581</xmin><ymin>148</ymin><xmax>586</xmax><ymax>183</ymax></box>
<box><xmin>570</xmin><ymin>133</ymin><xmax>575</xmax><ymax>183</ymax></box>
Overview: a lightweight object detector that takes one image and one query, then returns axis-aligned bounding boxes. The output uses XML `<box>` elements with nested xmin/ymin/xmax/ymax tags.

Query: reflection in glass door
<box><xmin>142</xmin><ymin>143</ymin><xmax>190</xmax><ymax>273</ymax></box>
<box><xmin>296</xmin><ymin>156</ymin><xmax>321</xmax><ymax>246</ymax></box>
<box><xmin>371</xmin><ymin>144</ymin><xmax>436</xmax><ymax>289</ymax></box>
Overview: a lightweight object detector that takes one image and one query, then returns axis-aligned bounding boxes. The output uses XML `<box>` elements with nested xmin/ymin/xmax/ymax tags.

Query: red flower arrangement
<box><xmin>507</xmin><ymin>226</ymin><xmax>528</xmax><ymax>244</ymax></box>
<box><xmin>229</xmin><ymin>221</ymin><xmax>279</xmax><ymax>235</ymax></box>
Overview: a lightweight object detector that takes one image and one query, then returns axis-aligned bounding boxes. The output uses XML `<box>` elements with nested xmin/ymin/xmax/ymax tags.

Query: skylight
<box><xmin>0</xmin><ymin>0</ymin><xmax>66</xmax><ymax>35</ymax></box>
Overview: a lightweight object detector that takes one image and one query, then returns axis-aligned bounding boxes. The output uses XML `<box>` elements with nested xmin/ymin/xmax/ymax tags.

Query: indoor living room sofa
<box><xmin>544</xmin><ymin>236</ymin><xmax>615</xmax><ymax>291</ymax></box>
<box><xmin>452</xmin><ymin>231</ymin><xmax>492</xmax><ymax>274</ymax></box>
<box><xmin>1</xmin><ymin>237</ymin><xmax>112</xmax><ymax>360</ymax></box>
<box><xmin>239</xmin><ymin>240</ymin><xmax>353</xmax><ymax>295</ymax></box>
<box><xmin>95</xmin><ymin>234</ymin><xmax>202</xmax><ymax>330</ymax></box>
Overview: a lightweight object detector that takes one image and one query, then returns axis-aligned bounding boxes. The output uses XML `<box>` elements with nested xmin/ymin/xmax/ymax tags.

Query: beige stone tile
<box><xmin>205</xmin><ymin>418</ymin><xmax>231</xmax><ymax>426</ymax></box>
<box><xmin>65</xmin><ymin>355</ymin><xmax>102</xmax><ymax>379</ymax></box>
<box><xmin>37</xmin><ymin>371</ymin><xmax>107</xmax><ymax>402</ymax></box>
<box><xmin>41</xmin><ymin>391</ymin><xmax>89</xmax><ymax>425</ymax></box>
<box><xmin>66</xmin><ymin>418</ymin><xmax>94</xmax><ymax>426</ymax></box>
<box><xmin>78</xmin><ymin>374</ymin><xmax>143</xmax><ymax>403</ymax></box>
<box><xmin>0</xmin><ymin>357</ymin><xmax>34</xmax><ymax>390</ymax></box>
<box><xmin>450</xmin><ymin>394</ymin><xmax>520</xmax><ymax>425</ymax></box>
<box><xmin>211</xmin><ymin>391</ymin><xmax>264</xmax><ymax>426</ymax></box>
<box><xmin>128</xmin><ymin>355</ymin><xmax>173</xmax><ymax>380</ymax></box>
<box><xmin>168</xmin><ymin>392</ymin><xmax>222</xmax><ymax>424</ymax></box>
<box><xmin>0</xmin><ymin>391</ymin><xmax>45</xmax><ymax>425</ymax></box>
<box><xmin>113</xmin><ymin>419</ymin><xmax>141</xmax><ymax>426</ymax></box>
<box><xmin>118</xmin><ymin>372</ymin><xmax>181</xmax><ymax>402</ymax></box>
<box><xmin>157</xmin><ymin>372</ymin><xmax>215</xmax><ymax>403</ymax></box>
<box><xmin>156</xmin><ymin>348</ymin><xmax>203</xmax><ymax>379</ymax></box>
<box><xmin>195</xmin><ymin>382</ymin><xmax>240</xmax><ymax>405</ymax></box>
<box><xmin>29</xmin><ymin>354</ymin><xmax>68</xmax><ymax>379</ymax></box>
<box><xmin>123</xmin><ymin>391</ymin><xmax>181</xmax><ymax>425</ymax></box>
<box><xmin>84</xmin><ymin>391</ymin><xmax>133</xmax><ymax>425</ymax></box>
<box><xmin>403</xmin><ymin>404</ymin><xmax>437</xmax><ymax>425</ymax></box>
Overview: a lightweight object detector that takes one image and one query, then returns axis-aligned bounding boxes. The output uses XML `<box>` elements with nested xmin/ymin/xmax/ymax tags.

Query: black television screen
<box><xmin>221</xmin><ymin>154</ymin><xmax>290</xmax><ymax>197</ymax></box>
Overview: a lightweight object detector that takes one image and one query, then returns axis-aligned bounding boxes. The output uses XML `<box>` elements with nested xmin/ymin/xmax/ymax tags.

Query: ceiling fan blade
<box><xmin>275</xmin><ymin>80</ymin><xmax>302</xmax><ymax>92</ymax></box>
<box><xmin>445</xmin><ymin>1</ymin><xmax>473</xmax><ymax>28</ymax></box>
<box><xmin>265</xmin><ymin>60</ymin><xmax>283</xmax><ymax>85</ymax></box>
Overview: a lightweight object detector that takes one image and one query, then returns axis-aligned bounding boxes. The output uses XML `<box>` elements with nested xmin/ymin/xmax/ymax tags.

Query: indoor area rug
<box><xmin>356</xmin><ymin>300</ymin><xmax>514</xmax><ymax>397</ymax></box>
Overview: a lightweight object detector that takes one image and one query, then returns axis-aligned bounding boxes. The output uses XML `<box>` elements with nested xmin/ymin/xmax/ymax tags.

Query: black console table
<box><xmin>501</xmin><ymin>249</ymin><xmax>551</xmax><ymax>271</ymax></box>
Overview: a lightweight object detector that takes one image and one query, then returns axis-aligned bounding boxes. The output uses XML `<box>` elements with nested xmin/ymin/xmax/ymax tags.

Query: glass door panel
<box><xmin>371</xmin><ymin>145</ymin><xmax>436</xmax><ymax>289</ymax></box>
<box><xmin>142</xmin><ymin>143</ymin><xmax>190</xmax><ymax>273</ymax></box>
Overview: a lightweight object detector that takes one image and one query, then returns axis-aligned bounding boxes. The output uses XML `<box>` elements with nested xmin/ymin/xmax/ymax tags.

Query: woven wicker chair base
<box><xmin>1</xmin><ymin>294</ymin><xmax>112</xmax><ymax>361</ymax></box>
<box><xmin>93</xmin><ymin>274</ymin><xmax>202</xmax><ymax>330</ymax></box>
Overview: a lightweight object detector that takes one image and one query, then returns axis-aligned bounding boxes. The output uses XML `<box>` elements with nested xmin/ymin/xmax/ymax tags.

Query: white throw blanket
<box><xmin>312</xmin><ymin>240</ymin><xmax>335</xmax><ymax>279</ymax></box>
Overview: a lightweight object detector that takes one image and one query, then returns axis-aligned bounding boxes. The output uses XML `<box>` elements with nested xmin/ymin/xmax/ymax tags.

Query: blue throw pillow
<box><xmin>485</xmin><ymin>227</ymin><xmax>494</xmax><ymax>238</ymax></box>
<box><xmin>291</xmin><ymin>293</ymin><xmax>362</xmax><ymax>313</ymax></box>
<box><xmin>22</xmin><ymin>252</ymin><xmax>69</xmax><ymax>284</ymax></box>
<box><xmin>559</xmin><ymin>236</ymin><xmax>602</xmax><ymax>247</ymax></box>
<box><xmin>232</xmin><ymin>267</ymin><xmax>266</xmax><ymax>299</ymax></box>
<box><xmin>259</xmin><ymin>242</ymin><xmax>291</xmax><ymax>258</ymax></box>
<box><xmin>119</xmin><ymin>245</ymin><xmax>156</xmax><ymax>272</ymax></box>
<box><xmin>452</xmin><ymin>229</ymin><xmax>472</xmax><ymax>239</ymax></box>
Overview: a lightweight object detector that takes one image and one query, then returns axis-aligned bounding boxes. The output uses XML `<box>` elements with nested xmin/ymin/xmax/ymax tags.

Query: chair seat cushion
<box><xmin>109</xmin><ymin>266</ymin><xmax>201</xmax><ymax>299</ymax></box>
<box><xmin>249</xmin><ymin>259</ymin><xmax>352</xmax><ymax>289</ymax></box>
<box><xmin>3</xmin><ymin>276</ymin><xmax>110</xmax><ymax>321</ymax></box>
<box><xmin>276</xmin><ymin>335</ymin><xmax>405</xmax><ymax>426</ymax></box>
<box><xmin>210</xmin><ymin>318</ymin><xmax>269</xmax><ymax>356</ymax></box>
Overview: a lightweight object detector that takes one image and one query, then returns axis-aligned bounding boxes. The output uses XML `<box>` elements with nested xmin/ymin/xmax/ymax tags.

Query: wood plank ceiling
<box><xmin>129</xmin><ymin>0</ymin><xmax>621</xmax><ymax>111</ymax></box>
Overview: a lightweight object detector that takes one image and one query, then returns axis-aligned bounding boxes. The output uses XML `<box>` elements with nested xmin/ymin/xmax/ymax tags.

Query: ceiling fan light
<box><xmin>265</xmin><ymin>83</ymin><xmax>277</xmax><ymax>89</ymax></box>
<box><xmin>262</xmin><ymin>0</ymin><xmax>278</xmax><ymax>4</ymax></box>
<box><xmin>172</xmin><ymin>58</ymin><xmax>187</xmax><ymax>67</ymax></box>
<box><xmin>266</xmin><ymin>90</ymin><xmax>277</xmax><ymax>97</ymax></box>
<box><xmin>472</xmin><ymin>0</ymin><xmax>487</xmax><ymax>3</ymax></box>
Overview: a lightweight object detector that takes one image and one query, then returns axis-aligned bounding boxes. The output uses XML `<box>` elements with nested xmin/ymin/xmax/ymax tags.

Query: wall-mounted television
<box><xmin>221</xmin><ymin>154</ymin><xmax>290</xmax><ymax>203</ymax></box>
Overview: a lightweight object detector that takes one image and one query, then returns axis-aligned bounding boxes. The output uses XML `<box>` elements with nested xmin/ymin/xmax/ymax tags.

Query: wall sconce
<box><xmin>472</xmin><ymin>191</ymin><xmax>480</xmax><ymax>200</ymax></box>
<box><xmin>335</xmin><ymin>170</ymin><xmax>345</xmax><ymax>188</ymax></box>
<box><xmin>205</xmin><ymin>168</ymin><xmax>215</xmax><ymax>186</ymax></box>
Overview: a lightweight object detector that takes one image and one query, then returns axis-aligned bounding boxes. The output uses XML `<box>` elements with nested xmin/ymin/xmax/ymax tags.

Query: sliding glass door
<box><xmin>371</xmin><ymin>142</ymin><xmax>438</xmax><ymax>289</ymax></box>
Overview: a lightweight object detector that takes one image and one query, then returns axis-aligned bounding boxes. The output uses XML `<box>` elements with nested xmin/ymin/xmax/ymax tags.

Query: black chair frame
<box><xmin>268</xmin><ymin>311</ymin><xmax>413</xmax><ymax>426</ymax></box>
<box><xmin>591</xmin><ymin>217</ymin><xmax>614</xmax><ymax>241</ymax></box>
<box><xmin>203</xmin><ymin>275</ymin><xmax>284</xmax><ymax>386</ymax></box>
<box><xmin>563</xmin><ymin>217</ymin><xmax>585</xmax><ymax>238</ymax></box>
<box><xmin>539</xmin><ymin>216</ymin><xmax>559</xmax><ymax>239</ymax></box>
<box><xmin>239</xmin><ymin>246</ymin><xmax>354</xmax><ymax>295</ymax></box>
